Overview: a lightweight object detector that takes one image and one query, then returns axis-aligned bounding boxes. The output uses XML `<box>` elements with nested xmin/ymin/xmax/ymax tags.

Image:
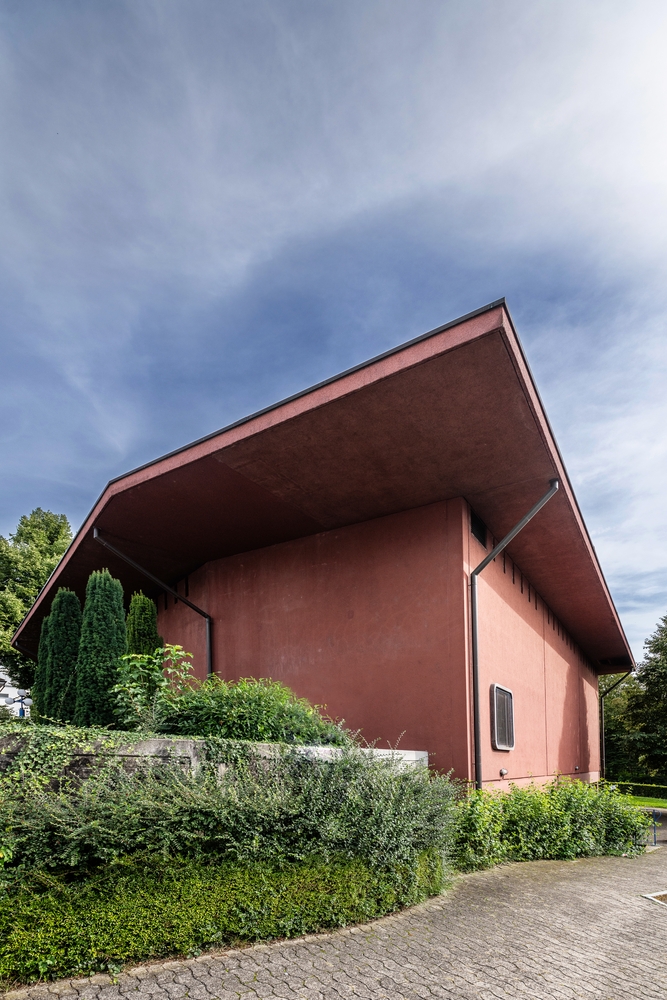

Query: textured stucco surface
<box><xmin>161</xmin><ymin>496</ymin><xmax>599</xmax><ymax>786</ymax></box>
<box><xmin>6</xmin><ymin>849</ymin><xmax>667</xmax><ymax>999</ymax></box>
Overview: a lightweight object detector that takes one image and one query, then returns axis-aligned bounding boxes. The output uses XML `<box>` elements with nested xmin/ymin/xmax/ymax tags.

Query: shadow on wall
<box><xmin>556</xmin><ymin>657</ymin><xmax>584</xmax><ymax>777</ymax></box>
<box><xmin>579</xmin><ymin>666</ymin><xmax>590</xmax><ymax>775</ymax></box>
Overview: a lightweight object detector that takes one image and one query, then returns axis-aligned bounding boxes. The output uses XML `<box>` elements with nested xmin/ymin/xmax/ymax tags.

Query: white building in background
<box><xmin>0</xmin><ymin>672</ymin><xmax>31</xmax><ymax>717</ymax></box>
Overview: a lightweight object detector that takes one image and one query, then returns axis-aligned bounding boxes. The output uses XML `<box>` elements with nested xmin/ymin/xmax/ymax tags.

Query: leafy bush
<box><xmin>159</xmin><ymin>674</ymin><xmax>351</xmax><ymax>745</ymax></box>
<box><xmin>0</xmin><ymin>740</ymin><xmax>453</xmax><ymax>984</ymax></box>
<box><xmin>453</xmin><ymin>779</ymin><xmax>650</xmax><ymax>870</ymax></box>
<box><xmin>452</xmin><ymin>784</ymin><xmax>505</xmax><ymax>871</ymax></box>
<box><xmin>111</xmin><ymin>646</ymin><xmax>350</xmax><ymax>745</ymax></box>
<box><xmin>112</xmin><ymin>645</ymin><xmax>193</xmax><ymax>731</ymax></box>
<box><xmin>0</xmin><ymin>851</ymin><xmax>442</xmax><ymax>983</ymax></box>
<box><xmin>0</xmin><ymin>744</ymin><xmax>457</xmax><ymax>882</ymax></box>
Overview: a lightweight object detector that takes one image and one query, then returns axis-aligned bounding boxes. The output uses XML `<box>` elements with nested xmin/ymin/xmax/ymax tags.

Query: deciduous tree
<box><xmin>0</xmin><ymin>509</ymin><xmax>71</xmax><ymax>687</ymax></box>
<box><xmin>604</xmin><ymin>614</ymin><xmax>667</xmax><ymax>783</ymax></box>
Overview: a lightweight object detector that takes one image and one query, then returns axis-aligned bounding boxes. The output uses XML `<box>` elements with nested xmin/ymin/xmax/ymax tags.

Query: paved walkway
<box><xmin>6</xmin><ymin>850</ymin><xmax>667</xmax><ymax>1000</ymax></box>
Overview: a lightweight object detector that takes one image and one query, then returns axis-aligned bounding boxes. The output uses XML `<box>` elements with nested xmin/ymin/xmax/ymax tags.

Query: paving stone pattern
<box><xmin>7</xmin><ymin>850</ymin><xmax>667</xmax><ymax>1000</ymax></box>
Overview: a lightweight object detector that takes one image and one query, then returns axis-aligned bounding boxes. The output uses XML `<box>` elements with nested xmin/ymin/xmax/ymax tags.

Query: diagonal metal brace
<box><xmin>93</xmin><ymin>527</ymin><xmax>213</xmax><ymax>676</ymax></box>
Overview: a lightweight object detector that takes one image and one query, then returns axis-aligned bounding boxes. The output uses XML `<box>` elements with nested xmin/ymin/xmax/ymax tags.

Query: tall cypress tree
<box><xmin>74</xmin><ymin>569</ymin><xmax>126</xmax><ymax>727</ymax></box>
<box><xmin>45</xmin><ymin>588</ymin><xmax>82</xmax><ymax>721</ymax></box>
<box><xmin>33</xmin><ymin>614</ymin><xmax>51</xmax><ymax>717</ymax></box>
<box><xmin>126</xmin><ymin>591</ymin><xmax>162</xmax><ymax>655</ymax></box>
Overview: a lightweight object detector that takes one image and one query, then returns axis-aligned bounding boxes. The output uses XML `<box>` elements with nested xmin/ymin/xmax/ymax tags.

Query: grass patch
<box><xmin>625</xmin><ymin>795</ymin><xmax>667</xmax><ymax>809</ymax></box>
<box><xmin>0</xmin><ymin>851</ymin><xmax>443</xmax><ymax>985</ymax></box>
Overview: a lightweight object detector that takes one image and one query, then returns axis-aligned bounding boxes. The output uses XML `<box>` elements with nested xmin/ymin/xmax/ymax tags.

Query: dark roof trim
<box><xmin>110</xmin><ymin>297</ymin><xmax>508</xmax><ymax>485</ymax></box>
<box><xmin>17</xmin><ymin>298</ymin><xmax>508</xmax><ymax>629</ymax></box>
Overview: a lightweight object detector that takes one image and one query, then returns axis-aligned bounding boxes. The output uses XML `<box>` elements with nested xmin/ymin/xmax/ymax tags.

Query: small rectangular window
<box><xmin>470</xmin><ymin>510</ymin><xmax>487</xmax><ymax>548</ymax></box>
<box><xmin>491</xmin><ymin>684</ymin><xmax>514</xmax><ymax>751</ymax></box>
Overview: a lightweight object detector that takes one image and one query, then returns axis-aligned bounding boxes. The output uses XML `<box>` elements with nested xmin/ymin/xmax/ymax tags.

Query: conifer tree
<box><xmin>32</xmin><ymin>614</ymin><xmax>51</xmax><ymax>717</ymax></box>
<box><xmin>74</xmin><ymin>569</ymin><xmax>126</xmax><ymax>727</ymax></box>
<box><xmin>126</xmin><ymin>591</ymin><xmax>162</xmax><ymax>655</ymax></box>
<box><xmin>45</xmin><ymin>588</ymin><xmax>82</xmax><ymax>721</ymax></box>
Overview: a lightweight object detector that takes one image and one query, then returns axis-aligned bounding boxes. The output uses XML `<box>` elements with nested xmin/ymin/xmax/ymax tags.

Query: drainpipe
<box><xmin>599</xmin><ymin>669</ymin><xmax>632</xmax><ymax>781</ymax></box>
<box><xmin>471</xmin><ymin>479</ymin><xmax>560</xmax><ymax>789</ymax></box>
<box><xmin>93</xmin><ymin>527</ymin><xmax>213</xmax><ymax>676</ymax></box>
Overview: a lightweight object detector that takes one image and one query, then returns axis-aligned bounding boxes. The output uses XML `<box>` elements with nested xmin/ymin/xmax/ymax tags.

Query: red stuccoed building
<box><xmin>14</xmin><ymin>299</ymin><xmax>633</xmax><ymax>786</ymax></box>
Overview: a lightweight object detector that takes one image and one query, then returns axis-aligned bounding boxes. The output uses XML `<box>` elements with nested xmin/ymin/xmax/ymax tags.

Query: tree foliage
<box><xmin>74</xmin><ymin>570</ymin><xmax>126</xmax><ymax>727</ymax></box>
<box><xmin>604</xmin><ymin>614</ymin><xmax>667</xmax><ymax>783</ymax></box>
<box><xmin>125</xmin><ymin>592</ymin><xmax>162</xmax><ymax>656</ymax></box>
<box><xmin>42</xmin><ymin>589</ymin><xmax>81</xmax><ymax>722</ymax></box>
<box><xmin>0</xmin><ymin>509</ymin><xmax>72</xmax><ymax>688</ymax></box>
<box><xmin>32</xmin><ymin>616</ymin><xmax>51</xmax><ymax>718</ymax></box>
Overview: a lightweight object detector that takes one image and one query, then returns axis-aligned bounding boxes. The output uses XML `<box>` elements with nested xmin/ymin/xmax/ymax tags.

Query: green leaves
<box><xmin>111</xmin><ymin>654</ymin><xmax>352</xmax><ymax>745</ymax></box>
<box><xmin>0</xmin><ymin>509</ymin><xmax>72</xmax><ymax>688</ymax></box>
<box><xmin>604</xmin><ymin>613</ymin><xmax>667</xmax><ymax>783</ymax></box>
<box><xmin>33</xmin><ymin>589</ymin><xmax>81</xmax><ymax>723</ymax></box>
<box><xmin>0</xmin><ymin>852</ymin><xmax>443</xmax><ymax>983</ymax></box>
<box><xmin>0</xmin><ymin>741</ymin><xmax>456</xmax><ymax>880</ymax></box>
<box><xmin>112</xmin><ymin>645</ymin><xmax>193</xmax><ymax>731</ymax></box>
<box><xmin>159</xmin><ymin>675</ymin><xmax>351</xmax><ymax>745</ymax></box>
<box><xmin>452</xmin><ymin>779</ymin><xmax>650</xmax><ymax>870</ymax></box>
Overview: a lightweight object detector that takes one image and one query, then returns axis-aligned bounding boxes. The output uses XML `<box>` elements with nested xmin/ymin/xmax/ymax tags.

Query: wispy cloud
<box><xmin>1</xmin><ymin>0</ymin><xmax>667</xmax><ymax>656</ymax></box>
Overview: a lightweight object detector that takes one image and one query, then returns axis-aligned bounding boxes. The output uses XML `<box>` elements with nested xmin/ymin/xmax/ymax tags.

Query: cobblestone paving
<box><xmin>7</xmin><ymin>850</ymin><xmax>667</xmax><ymax>1000</ymax></box>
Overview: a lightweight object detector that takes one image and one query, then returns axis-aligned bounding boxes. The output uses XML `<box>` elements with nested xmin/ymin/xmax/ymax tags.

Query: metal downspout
<box><xmin>599</xmin><ymin>669</ymin><xmax>632</xmax><ymax>780</ymax></box>
<box><xmin>93</xmin><ymin>527</ymin><xmax>213</xmax><ymax>676</ymax></box>
<box><xmin>471</xmin><ymin>479</ymin><xmax>560</xmax><ymax>789</ymax></box>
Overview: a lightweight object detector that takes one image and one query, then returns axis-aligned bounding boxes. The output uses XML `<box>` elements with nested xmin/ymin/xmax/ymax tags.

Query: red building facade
<box><xmin>15</xmin><ymin>300</ymin><xmax>632</xmax><ymax>786</ymax></box>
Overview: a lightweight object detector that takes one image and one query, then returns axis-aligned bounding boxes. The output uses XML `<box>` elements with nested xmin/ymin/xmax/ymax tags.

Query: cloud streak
<box><xmin>1</xmin><ymin>0</ymin><xmax>667</xmax><ymax>657</ymax></box>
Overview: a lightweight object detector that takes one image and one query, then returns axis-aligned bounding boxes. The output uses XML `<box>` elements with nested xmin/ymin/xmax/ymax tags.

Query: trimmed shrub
<box><xmin>125</xmin><ymin>592</ymin><xmax>162</xmax><ymax>656</ymax></box>
<box><xmin>452</xmin><ymin>784</ymin><xmax>505</xmax><ymax>871</ymax></box>
<box><xmin>0</xmin><ymin>742</ymin><xmax>456</xmax><ymax>879</ymax></box>
<box><xmin>0</xmin><ymin>851</ymin><xmax>442</xmax><ymax>983</ymax></box>
<box><xmin>32</xmin><ymin>615</ymin><xmax>51</xmax><ymax>717</ymax></box>
<box><xmin>452</xmin><ymin>780</ymin><xmax>650</xmax><ymax>870</ymax></box>
<box><xmin>43</xmin><ymin>589</ymin><xmax>81</xmax><ymax>722</ymax></box>
<box><xmin>74</xmin><ymin>571</ymin><xmax>126</xmax><ymax>728</ymax></box>
<box><xmin>0</xmin><ymin>736</ymin><xmax>453</xmax><ymax>983</ymax></box>
<box><xmin>159</xmin><ymin>675</ymin><xmax>350</xmax><ymax>745</ymax></box>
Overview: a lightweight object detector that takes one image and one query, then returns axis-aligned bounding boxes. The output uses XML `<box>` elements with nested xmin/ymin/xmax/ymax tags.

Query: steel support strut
<box><xmin>93</xmin><ymin>527</ymin><xmax>213</xmax><ymax>676</ymax></box>
<box><xmin>471</xmin><ymin>479</ymin><xmax>560</xmax><ymax>789</ymax></box>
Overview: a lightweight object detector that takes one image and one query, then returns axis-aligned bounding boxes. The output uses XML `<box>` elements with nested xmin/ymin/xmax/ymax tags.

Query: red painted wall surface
<box><xmin>159</xmin><ymin>499</ymin><xmax>471</xmax><ymax>776</ymax></box>
<box><xmin>159</xmin><ymin>498</ymin><xmax>599</xmax><ymax>783</ymax></box>
<box><xmin>465</xmin><ymin>527</ymin><xmax>600</xmax><ymax>786</ymax></box>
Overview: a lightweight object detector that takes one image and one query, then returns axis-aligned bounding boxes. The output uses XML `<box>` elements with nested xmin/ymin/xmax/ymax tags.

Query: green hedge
<box><xmin>453</xmin><ymin>780</ymin><xmax>650</xmax><ymax>870</ymax></box>
<box><xmin>0</xmin><ymin>734</ymin><xmax>652</xmax><ymax>987</ymax></box>
<box><xmin>0</xmin><ymin>744</ymin><xmax>456</xmax><ymax>880</ymax></box>
<box><xmin>0</xmin><ymin>851</ymin><xmax>442</xmax><ymax>984</ymax></box>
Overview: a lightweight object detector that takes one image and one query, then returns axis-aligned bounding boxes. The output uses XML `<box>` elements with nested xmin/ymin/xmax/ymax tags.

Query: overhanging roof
<box><xmin>14</xmin><ymin>300</ymin><xmax>633</xmax><ymax>671</ymax></box>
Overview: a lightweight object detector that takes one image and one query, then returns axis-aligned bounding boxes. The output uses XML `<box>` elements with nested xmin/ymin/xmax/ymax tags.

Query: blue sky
<box><xmin>2</xmin><ymin>1</ymin><xmax>667</xmax><ymax>658</ymax></box>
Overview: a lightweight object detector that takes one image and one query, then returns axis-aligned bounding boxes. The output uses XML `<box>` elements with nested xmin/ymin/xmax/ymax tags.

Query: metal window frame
<box><xmin>491</xmin><ymin>683</ymin><xmax>515</xmax><ymax>751</ymax></box>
